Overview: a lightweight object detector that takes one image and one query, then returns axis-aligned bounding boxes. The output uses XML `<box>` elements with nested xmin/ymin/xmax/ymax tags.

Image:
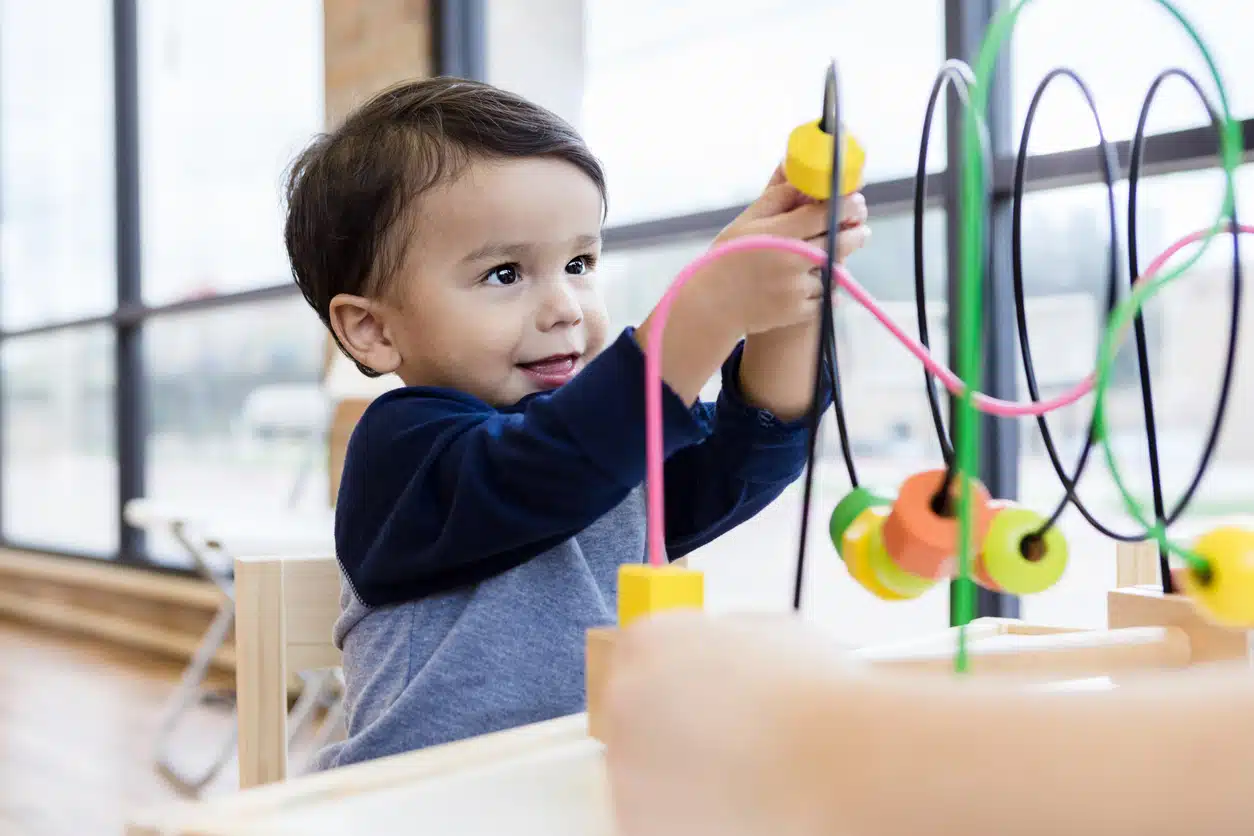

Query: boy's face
<box><xmin>362</xmin><ymin>157</ymin><xmax>608</xmax><ymax>405</ymax></box>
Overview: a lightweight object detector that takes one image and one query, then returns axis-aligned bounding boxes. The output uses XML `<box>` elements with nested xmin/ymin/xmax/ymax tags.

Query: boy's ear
<box><xmin>327</xmin><ymin>294</ymin><xmax>401</xmax><ymax>376</ymax></box>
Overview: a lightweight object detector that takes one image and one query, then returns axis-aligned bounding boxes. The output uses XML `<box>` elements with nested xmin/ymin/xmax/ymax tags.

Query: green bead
<box><xmin>865</xmin><ymin>521</ymin><xmax>935</xmax><ymax>597</ymax></box>
<box><xmin>981</xmin><ymin>506</ymin><xmax>1068</xmax><ymax>595</ymax></box>
<box><xmin>830</xmin><ymin>487</ymin><xmax>891</xmax><ymax>559</ymax></box>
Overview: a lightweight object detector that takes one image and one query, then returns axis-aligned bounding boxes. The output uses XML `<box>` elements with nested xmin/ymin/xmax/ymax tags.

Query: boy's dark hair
<box><xmin>284</xmin><ymin>77</ymin><xmax>607</xmax><ymax>377</ymax></box>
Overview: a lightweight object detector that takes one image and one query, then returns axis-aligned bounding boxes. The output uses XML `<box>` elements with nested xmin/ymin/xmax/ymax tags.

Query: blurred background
<box><xmin>4</xmin><ymin>0</ymin><xmax>1250</xmax><ymax>643</ymax></box>
<box><xmin>2</xmin><ymin>0</ymin><xmax>1253</xmax><ymax>829</ymax></box>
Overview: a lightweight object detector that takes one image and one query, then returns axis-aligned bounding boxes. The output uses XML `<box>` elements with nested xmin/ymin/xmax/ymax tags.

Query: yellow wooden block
<box><xmin>784</xmin><ymin>119</ymin><xmax>866</xmax><ymax>200</ymax></box>
<box><xmin>617</xmin><ymin>564</ymin><xmax>704</xmax><ymax>628</ymax></box>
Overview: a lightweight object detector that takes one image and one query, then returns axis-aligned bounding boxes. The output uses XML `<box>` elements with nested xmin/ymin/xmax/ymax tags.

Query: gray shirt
<box><xmin>312</xmin><ymin>487</ymin><xmax>642</xmax><ymax>770</ymax></box>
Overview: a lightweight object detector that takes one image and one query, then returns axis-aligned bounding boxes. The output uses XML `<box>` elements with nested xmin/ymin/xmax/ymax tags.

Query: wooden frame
<box><xmin>128</xmin><ymin>538</ymin><xmax>1254</xmax><ymax>834</ymax></box>
<box><xmin>234</xmin><ymin>553</ymin><xmax>343</xmax><ymax>789</ymax></box>
<box><xmin>586</xmin><ymin>540</ymin><xmax>1250</xmax><ymax>742</ymax></box>
<box><xmin>126</xmin><ymin>714</ymin><xmax>594</xmax><ymax>836</ymax></box>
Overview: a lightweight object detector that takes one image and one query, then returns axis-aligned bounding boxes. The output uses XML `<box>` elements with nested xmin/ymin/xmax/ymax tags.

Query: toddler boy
<box><xmin>283</xmin><ymin>77</ymin><xmax>869</xmax><ymax>769</ymax></box>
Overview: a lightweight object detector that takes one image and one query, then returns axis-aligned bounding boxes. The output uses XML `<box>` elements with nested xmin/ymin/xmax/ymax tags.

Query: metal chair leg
<box><xmin>152</xmin><ymin>600</ymin><xmax>238</xmax><ymax>795</ymax></box>
<box><xmin>286</xmin><ymin>670</ymin><xmax>332</xmax><ymax>744</ymax></box>
<box><xmin>292</xmin><ymin>670</ymin><xmax>346</xmax><ymax>777</ymax></box>
<box><xmin>150</xmin><ymin>521</ymin><xmax>240</xmax><ymax>796</ymax></box>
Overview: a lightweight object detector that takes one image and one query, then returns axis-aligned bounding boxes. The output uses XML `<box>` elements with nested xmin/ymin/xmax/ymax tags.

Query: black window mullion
<box><xmin>113</xmin><ymin>0</ymin><xmax>145</xmax><ymax>564</ymax></box>
<box><xmin>434</xmin><ymin>0</ymin><xmax>486</xmax><ymax>80</ymax></box>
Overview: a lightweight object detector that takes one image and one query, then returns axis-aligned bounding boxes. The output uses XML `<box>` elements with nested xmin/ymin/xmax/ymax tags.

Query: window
<box><xmin>1018</xmin><ymin>165</ymin><xmax>1254</xmax><ymax>626</ymax></box>
<box><xmin>143</xmin><ymin>297</ymin><xmax>327</xmax><ymax>567</ymax></box>
<box><xmin>0</xmin><ymin>0</ymin><xmax>117</xmax><ymax>331</ymax></box>
<box><xmin>0</xmin><ymin>1</ymin><xmax>325</xmax><ymax>565</ymax></box>
<box><xmin>1</xmin><ymin>327</ymin><xmax>117</xmax><ymax>554</ymax></box>
<box><xmin>137</xmin><ymin>0</ymin><xmax>324</xmax><ymax>305</ymax></box>
<box><xmin>487</xmin><ymin>0</ymin><xmax>948</xmax><ymax>226</ymax></box>
<box><xmin>1010</xmin><ymin>0</ymin><xmax>1254</xmax><ymax>156</ymax></box>
<box><xmin>487</xmin><ymin>0</ymin><xmax>1254</xmax><ymax>630</ymax></box>
<box><xmin>1</xmin><ymin>0</ymin><xmax>1246</xmax><ymax>627</ymax></box>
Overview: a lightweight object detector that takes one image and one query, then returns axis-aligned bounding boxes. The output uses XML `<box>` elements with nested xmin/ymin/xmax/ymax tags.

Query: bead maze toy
<box><xmin>589</xmin><ymin>0</ymin><xmax>1253</xmax><ymax>740</ymax></box>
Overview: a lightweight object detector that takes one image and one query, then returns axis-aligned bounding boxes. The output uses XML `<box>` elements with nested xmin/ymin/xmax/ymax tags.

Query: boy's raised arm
<box><xmin>335</xmin><ymin>322</ymin><xmax>733</xmax><ymax>607</ymax></box>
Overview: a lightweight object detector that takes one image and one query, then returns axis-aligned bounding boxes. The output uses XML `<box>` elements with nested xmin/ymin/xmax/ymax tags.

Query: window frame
<box><xmin>0</xmin><ymin>0</ymin><xmax>325</xmax><ymax>570</ymax></box>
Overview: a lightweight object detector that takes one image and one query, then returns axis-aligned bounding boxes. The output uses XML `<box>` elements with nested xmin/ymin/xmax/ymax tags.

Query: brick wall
<box><xmin>322</xmin><ymin>0</ymin><xmax>434</xmax><ymax>502</ymax></box>
<box><xmin>324</xmin><ymin>0</ymin><xmax>433</xmax><ymax>128</ymax></box>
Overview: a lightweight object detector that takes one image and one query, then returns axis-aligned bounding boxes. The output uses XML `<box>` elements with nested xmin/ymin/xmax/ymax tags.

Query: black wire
<box><xmin>1127</xmin><ymin>69</ymin><xmax>1192</xmax><ymax>588</ymax></box>
<box><xmin>792</xmin><ymin>59</ymin><xmax>1241</xmax><ymax>609</ymax></box>
<box><xmin>913</xmin><ymin>61</ymin><xmax>992</xmax><ymax>502</ymax></box>
<box><xmin>792</xmin><ymin>62</ymin><xmax>843</xmax><ymax>611</ymax></box>
<box><xmin>823</xmin><ymin>329</ymin><xmax>858</xmax><ymax>487</ymax></box>
<box><xmin>1128</xmin><ymin>68</ymin><xmax>1241</xmax><ymax>592</ymax></box>
<box><xmin>1005</xmin><ymin>66</ymin><xmax>1240</xmax><ymax>597</ymax></box>
<box><xmin>1011</xmin><ymin>67</ymin><xmax>1130</xmax><ymax>541</ymax></box>
<box><xmin>915</xmin><ymin>61</ymin><xmax>977</xmax><ymax>465</ymax></box>
<box><xmin>816</xmin><ymin>62</ymin><xmax>860</xmax><ymax>490</ymax></box>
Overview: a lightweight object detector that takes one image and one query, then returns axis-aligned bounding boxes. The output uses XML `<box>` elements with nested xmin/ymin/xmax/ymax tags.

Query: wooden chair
<box><xmin>234</xmin><ymin>552</ymin><xmax>344</xmax><ymax>789</ymax></box>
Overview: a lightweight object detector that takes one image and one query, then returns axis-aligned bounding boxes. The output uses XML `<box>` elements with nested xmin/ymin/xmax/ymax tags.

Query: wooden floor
<box><xmin>0</xmin><ymin>617</ymin><xmax>282</xmax><ymax>836</ymax></box>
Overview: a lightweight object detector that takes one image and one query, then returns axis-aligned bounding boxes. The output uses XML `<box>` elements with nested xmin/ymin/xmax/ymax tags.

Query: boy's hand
<box><xmin>634</xmin><ymin>167</ymin><xmax>868</xmax><ymax>406</ymax></box>
<box><xmin>698</xmin><ymin>165</ymin><xmax>869</xmax><ymax>337</ymax></box>
<box><xmin>727</xmin><ymin>167</ymin><xmax>870</xmax><ymax>419</ymax></box>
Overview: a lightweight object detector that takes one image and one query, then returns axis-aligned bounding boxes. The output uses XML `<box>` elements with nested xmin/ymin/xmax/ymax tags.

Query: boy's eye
<box><xmin>483</xmin><ymin>264</ymin><xmax>520</xmax><ymax>286</ymax></box>
<box><xmin>566</xmin><ymin>255</ymin><xmax>596</xmax><ymax>275</ymax></box>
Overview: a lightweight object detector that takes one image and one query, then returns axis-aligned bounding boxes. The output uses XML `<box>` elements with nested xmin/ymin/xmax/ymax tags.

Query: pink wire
<box><xmin>643</xmin><ymin>224</ymin><xmax>1252</xmax><ymax>566</ymax></box>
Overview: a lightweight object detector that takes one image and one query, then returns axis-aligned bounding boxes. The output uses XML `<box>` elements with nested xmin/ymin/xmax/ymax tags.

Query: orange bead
<box><xmin>972</xmin><ymin>554</ymin><xmax>1002</xmax><ymax>591</ymax></box>
<box><xmin>881</xmin><ymin>469</ymin><xmax>993</xmax><ymax>580</ymax></box>
<box><xmin>971</xmin><ymin>499</ymin><xmax>1015</xmax><ymax>591</ymax></box>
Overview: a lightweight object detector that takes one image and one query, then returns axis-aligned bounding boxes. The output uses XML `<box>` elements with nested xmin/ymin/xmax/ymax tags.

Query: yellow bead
<box><xmin>1180</xmin><ymin>527</ymin><xmax>1254</xmax><ymax>628</ymax></box>
<box><xmin>617</xmin><ymin>564</ymin><xmax>704</xmax><ymax>628</ymax></box>
<box><xmin>863</xmin><ymin>508</ymin><xmax>935</xmax><ymax>598</ymax></box>
<box><xmin>829</xmin><ymin>486</ymin><xmax>891</xmax><ymax>559</ymax></box>
<box><xmin>843</xmin><ymin>508</ymin><xmax>908</xmax><ymax>601</ymax></box>
<box><xmin>784</xmin><ymin>120</ymin><xmax>866</xmax><ymax>200</ymax></box>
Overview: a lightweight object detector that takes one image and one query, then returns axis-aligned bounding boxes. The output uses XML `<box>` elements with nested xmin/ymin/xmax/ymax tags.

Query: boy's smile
<box><xmin>517</xmin><ymin>352</ymin><xmax>583</xmax><ymax>390</ymax></box>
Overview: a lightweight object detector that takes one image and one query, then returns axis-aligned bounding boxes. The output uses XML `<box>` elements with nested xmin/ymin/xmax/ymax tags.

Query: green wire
<box><xmin>951</xmin><ymin>89</ymin><xmax>986</xmax><ymax>674</ymax></box>
<box><xmin>950</xmin><ymin>0</ymin><xmax>1239</xmax><ymax>669</ymax></box>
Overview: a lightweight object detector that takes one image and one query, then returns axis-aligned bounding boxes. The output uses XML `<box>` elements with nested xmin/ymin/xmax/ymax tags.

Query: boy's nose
<box><xmin>537</xmin><ymin>281</ymin><xmax>583</xmax><ymax>331</ymax></box>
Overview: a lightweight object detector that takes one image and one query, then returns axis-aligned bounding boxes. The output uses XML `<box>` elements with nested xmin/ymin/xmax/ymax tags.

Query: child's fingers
<box><xmin>768</xmin><ymin>200</ymin><xmax>830</xmax><ymax>240</ymax></box>
<box><xmin>742</xmin><ymin>167</ymin><xmax>831</xmax><ymax>224</ymax></box>
<box><xmin>801</xmin><ymin>224</ymin><xmax>870</xmax><ymax>271</ymax></box>
<box><xmin>738</xmin><ymin>164</ymin><xmax>800</xmax><ymax>221</ymax></box>
<box><xmin>770</xmin><ymin>191</ymin><xmax>867</xmax><ymax>241</ymax></box>
<box><xmin>836</xmin><ymin>224</ymin><xmax>871</xmax><ymax>259</ymax></box>
<box><xmin>841</xmin><ymin>192</ymin><xmax>869</xmax><ymax>226</ymax></box>
<box><xmin>765</xmin><ymin>163</ymin><xmax>819</xmax><ymax>204</ymax></box>
<box><xmin>739</xmin><ymin>182</ymin><xmax>812</xmax><ymax>222</ymax></box>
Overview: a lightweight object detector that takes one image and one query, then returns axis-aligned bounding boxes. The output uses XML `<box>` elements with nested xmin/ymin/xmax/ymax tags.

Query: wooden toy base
<box><xmin>1107</xmin><ymin>584</ymin><xmax>1250</xmax><ymax>664</ymax></box>
<box><xmin>585</xmin><ymin>627</ymin><xmax>616</xmax><ymax>743</ymax></box>
<box><xmin>585</xmin><ymin>610</ymin><xmax>1207</xmax><ymax>743</ymax></box>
